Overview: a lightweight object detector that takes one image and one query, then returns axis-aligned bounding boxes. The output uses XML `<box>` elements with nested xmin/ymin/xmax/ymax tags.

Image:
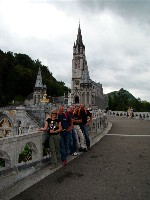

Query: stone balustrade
<box><xmin>109</xmin><ymin>111</ymin><xmax>150</xmax><ymax>120</ymax></box>
<box><xmin>0</xmin><ymin>110</ymin><xmax>108</xmax><ymax>191</ymax></box>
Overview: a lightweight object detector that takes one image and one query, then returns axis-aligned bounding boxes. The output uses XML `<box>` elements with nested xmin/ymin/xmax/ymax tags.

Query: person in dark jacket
<box><xmin>78</xmin><ymin>103</ymin><xmax>92</xmax><ymax>150</ymax></box>
<box><xmin>67</xmin><ymin>106</ymin><xmax>78</xmax><ymax>156</ymax></box>
<box><xmin>58</xmin><ymin>106</ymin><xmax>73</xmax><ymax>165</ymax></box>
<box><xmin>73</xmin><ymin>105</ymin><xmax>87</xmax><ymax>152</ymax></box>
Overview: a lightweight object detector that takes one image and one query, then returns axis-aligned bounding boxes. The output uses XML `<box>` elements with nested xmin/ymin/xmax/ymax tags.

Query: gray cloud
<box><xmin>0</xmin><ymin>0</ymin><xmax>150</xmax><ymax>101</ymax></box>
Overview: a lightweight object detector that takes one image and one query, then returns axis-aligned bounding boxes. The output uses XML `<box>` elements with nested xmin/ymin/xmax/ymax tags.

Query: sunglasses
<box><xmin>51</xmin><ymin>113</ymin><xmax>57</xmax><ymax>114</ymax></box>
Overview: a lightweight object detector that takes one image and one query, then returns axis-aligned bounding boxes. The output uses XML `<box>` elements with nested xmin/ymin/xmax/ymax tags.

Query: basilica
<box><xmin>0</xmin><ymin>24</ymin><xmax>108</xmax><ymax>138</ymax></box>
<box><xmin>71</xmin><ymin>24</ymin><xmax>108</xmax><ymax>109</ymax></box>
<box><xmin>25</xmin><ymin>24</ymin><xmax>108</xmax><ymax>109</ymax></box>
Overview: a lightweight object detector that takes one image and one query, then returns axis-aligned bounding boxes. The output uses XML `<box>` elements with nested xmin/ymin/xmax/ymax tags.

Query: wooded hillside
<box><xmin>108</xmin><ymin>88</ymin><xmax>150</xmax><ymax>112</ymax></box>
<box><xmin>0</xmin><ymin>50</ymin><xmax>69</xmax><ymax>106</ymax></box>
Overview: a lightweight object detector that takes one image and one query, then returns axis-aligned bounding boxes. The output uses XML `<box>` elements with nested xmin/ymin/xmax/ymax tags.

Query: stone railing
<box><xmin>0</xmin><ymin>110</ymin><xmax>108</xmax><ymax>191</ymax></box>
<box><xmin>0</xmin><ymin>131</ymin><xmax>48</xmax><ymax>191</ymax></box>
<box><xmin>109</xmin><ymin>111</ymin><xmax>150</xmax><ymax>120</ymax></box>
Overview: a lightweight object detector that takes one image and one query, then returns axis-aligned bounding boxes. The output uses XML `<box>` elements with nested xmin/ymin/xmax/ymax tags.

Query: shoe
<box><xmin>79</xmin><ymin>148</ymin><xmax>87</xmax><ymax>152</ymax></box>
<box><xmin>79</xmin><ymin>148</ymin><xmax>83</xmax><ymax>152</ymax></box>
<box><xmin>62</xmin><ymin>160</ymin><xmax>68</xmax><ymax>165</ymax></box>
<box><xmin>83</xmin><ymin>148</ymin><xmax>88</xmax><ymax>152</ymax></box>
<box><xmin>72</xmin><ymin>152</ymin><xmax>78</xmax><ymax>156</ymax></box>
<box><xmin>87</xmin><ymin>147</ymin><xmax>91</xmax><ymax>150</ymax></box>
<box><xmin>79</xmin><ymin>147</ymin><xmax>84</xmax><ymax>152</ymax></box>
<box><xmin>49</xmin><ymin>164</ymin><xmax>57</xmax><ymax>170</ymax></box>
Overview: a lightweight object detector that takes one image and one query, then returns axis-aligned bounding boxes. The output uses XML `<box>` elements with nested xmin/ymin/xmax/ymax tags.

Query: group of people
<box><xmin>38</xmin><ymin>103</ymin><xmax>92</xmax><ymax>170</ymax></box>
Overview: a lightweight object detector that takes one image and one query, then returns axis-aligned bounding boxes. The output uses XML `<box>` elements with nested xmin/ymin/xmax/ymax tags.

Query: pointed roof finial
<box><xmin>78</xmin><ymin>19</ymin><xmax>82</xmax><ymax>33</ymax></box>
<box><xmin>78</xmin><ymin>19</ymin><xmax>81</xmax><ymax>35</ymax></box>
<box><xmin>75</xmin><ymin>19</ymin><xmax>85</xmax><ymax>50</ymax></box>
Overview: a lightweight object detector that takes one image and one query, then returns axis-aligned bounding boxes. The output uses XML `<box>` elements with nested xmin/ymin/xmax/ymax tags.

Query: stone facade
<box><xmin>0</xmin><ymin>106</ymin><xmax>42</xmax><ymax>138</ymax></box>
<box><xmin>24</xmin><ymin>67</ymin><xmax>47</xmax><ymax>106</ymax></box>
<box><xmin>71</xmin><ymin>24</ymin><xmax>108</xmax><ymax>109</ymax></box>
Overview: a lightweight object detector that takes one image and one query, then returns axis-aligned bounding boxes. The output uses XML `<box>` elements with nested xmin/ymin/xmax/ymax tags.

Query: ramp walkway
<box><xmin>1</xmin><ymin>117</ymin><xmax>150</xmax><ymax>200</ymax></box>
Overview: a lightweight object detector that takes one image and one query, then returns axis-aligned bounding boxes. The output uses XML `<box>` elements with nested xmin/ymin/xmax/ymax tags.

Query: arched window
<box><xmin>0</xmin><ymin>117</ymin><xmax>13</xmax><ymax>137</ymax></box>
<box><xmin>0</xmin><ymin>150</ymin><xmax>11</xmax><ymax>168</ymax></box>
<box><xmin>82</xmin><ymin>92</ymin><xmax>85</xmax><ymax>104</ymax></box>
<box><xmin>74</xmin><ymin>96</ymin><xmax>79</xmax><ymax>104</ymax></box>
<box><xmin>0</xmin><ymin>158</ymin><xmax>5</xmax><ymax>168</ymax></box>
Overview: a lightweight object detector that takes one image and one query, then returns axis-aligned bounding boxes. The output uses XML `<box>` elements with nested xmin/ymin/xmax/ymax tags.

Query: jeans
<box><xmin>60</xmin><ymin>130</ymin><xmax>69</xmax><ymax>161</ymax></box>
<box><xmin>69</xmin><ymin>128</ymin><xmax>77</xmax><ymax>154</ymax></box>
<box><xmin>79</xmin><ymin>124</ymin><xmax>91</xmax><ymax>148</ymax></box>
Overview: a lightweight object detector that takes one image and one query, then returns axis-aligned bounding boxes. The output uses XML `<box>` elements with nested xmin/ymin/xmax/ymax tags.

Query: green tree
<box><xmin>18</xmin><ymin>144</ymin><xmax>32</xmax><ymax>163</ymax></box>
<box><xmin>108</xmin><ymin>89</ymin><xmax>150</xmax><ymax>112</ymax></box>
<box><xmin>109</xmin><ymin>88</ymin><xmax>130</xmax><ymax>111</ymax></box>
<box><xmin>0</xmin><ymin>50</ymin><xmax>70</xmax><ymax>106</ymax></box>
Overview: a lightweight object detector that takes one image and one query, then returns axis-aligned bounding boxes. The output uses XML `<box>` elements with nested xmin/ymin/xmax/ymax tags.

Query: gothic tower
<box><xmin>33</xmin><ymin>67</ymin><xmax>47</xmax><ymax>105</ymax></box>
<box><xmin>71</xmin><ymin>23</ymin><xmax>92</xmax><ymax>106</ymax></box>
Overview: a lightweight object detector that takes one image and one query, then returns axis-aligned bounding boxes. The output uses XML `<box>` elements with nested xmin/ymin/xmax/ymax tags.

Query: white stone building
<box><xmin>71</xmin><ymin>24</ymin><xmax>108</xmax><ymax>109</ymax></box>
<box><xmin>24</xmin><ymin>67</ymin><xmax>47</xmax><ymax>106</ymax></box>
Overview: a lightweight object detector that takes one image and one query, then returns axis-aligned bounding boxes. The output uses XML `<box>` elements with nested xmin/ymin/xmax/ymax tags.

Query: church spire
<box><xmin>75</xmin><ymin>22</ymin><xmax>85</xmax><ymax>50</ymax></box>
<box><xmin>33</xmin><ymin>67</ymin><xmax>47</xmax><ymax>105</ymax></box>
<box><xmin>35</xmin><ymin>67</ymin><xmax>43</xmax><ymax>88</ymax></box>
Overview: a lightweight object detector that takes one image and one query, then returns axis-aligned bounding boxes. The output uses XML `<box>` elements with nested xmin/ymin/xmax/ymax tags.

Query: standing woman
<box><xmin>38</xmin><ymin>109</ymin><xmax>62</xmax><ymax>170</ymax></box>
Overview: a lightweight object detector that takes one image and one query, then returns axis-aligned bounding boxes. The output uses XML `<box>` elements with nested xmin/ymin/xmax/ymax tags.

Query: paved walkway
<box><xmin>2</xmin><ymin>117</ymin><xmax>150</xmax><ymax>200</ymax></box>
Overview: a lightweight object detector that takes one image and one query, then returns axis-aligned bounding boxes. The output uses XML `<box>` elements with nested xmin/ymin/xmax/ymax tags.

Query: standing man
<box><xmin>67</xmin><ymin>106</ymin><xmax>78</xmax><ymax>156</ymax></box>
<box><xmin>79</xmin><ymin>103</ymin><xmax>92</xmax><ymax>150</ymax></box>
<box><xmin>58</xmin><ymin>106</ymin><xmax>73</xmax><ymax>165</ymax></box>
<box><xmin>73</xmin><ymin>105</ymin><xmax>87</xmax><ymax>152</ymax></box>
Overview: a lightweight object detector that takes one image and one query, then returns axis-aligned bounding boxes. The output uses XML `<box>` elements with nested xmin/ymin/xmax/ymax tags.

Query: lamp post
<box><xmin>137</xmin><ymin>98</ymin><xmax>141</xmax><ymax>112</ymax></box>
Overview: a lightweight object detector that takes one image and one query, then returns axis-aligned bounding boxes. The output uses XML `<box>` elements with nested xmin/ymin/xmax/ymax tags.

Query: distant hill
<box><xmin>107</xmin><ymin>88</ymin><xmax>140</xmax><ymax>111</ymax></box>
<box><xmin>108</xmin><ymin>89</ymin><xmax>137</xmax><ymax>101</ymax></box>
<box><xmin>108</xmin><ymin>89</ymin><xmax>150</xmax><ymax>111</ymax></box>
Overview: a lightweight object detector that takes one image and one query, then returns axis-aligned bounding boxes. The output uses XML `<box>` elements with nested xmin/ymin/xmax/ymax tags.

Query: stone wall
<box><xmin>109</xmin><ymin>111</ymin><xmax>150</xmax><ymax>120</ymax></box>
<box><xmin>0</xmin><ymin>106</ymin><xmax>40</xmax><ymax>138</ymax></box>
<box><xmin>0</xmin><ymin>110</ymin><xmax>108</xmax><ymax>191</ymax></box>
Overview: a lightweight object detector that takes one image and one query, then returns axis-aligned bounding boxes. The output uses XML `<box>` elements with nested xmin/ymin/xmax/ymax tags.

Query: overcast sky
<box><xmin>0</xmin><ymin>0</ymin><xmax>150</xmax><ymax>102</ymax></box>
